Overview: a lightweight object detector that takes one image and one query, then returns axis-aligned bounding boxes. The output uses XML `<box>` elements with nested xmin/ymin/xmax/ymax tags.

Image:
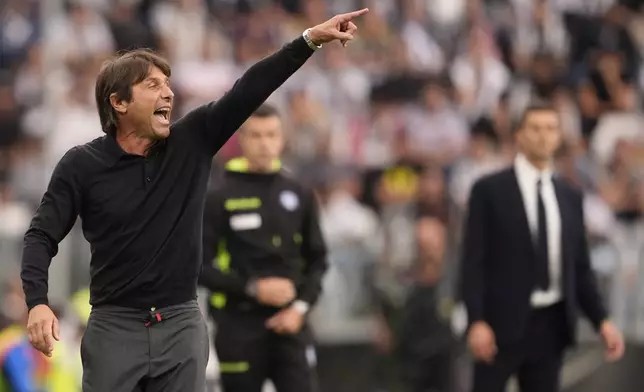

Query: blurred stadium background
<box><xmin>3</xmin><ymin>0</ymin><xmax>644</xmax><ymax>390</ymax></box>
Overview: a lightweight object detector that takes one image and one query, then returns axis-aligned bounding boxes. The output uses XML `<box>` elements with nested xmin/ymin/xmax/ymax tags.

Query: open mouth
<box><xmin>153</xmin><ymin>107</ymin><xmax>171</xmax><ymax>125</ymax></box>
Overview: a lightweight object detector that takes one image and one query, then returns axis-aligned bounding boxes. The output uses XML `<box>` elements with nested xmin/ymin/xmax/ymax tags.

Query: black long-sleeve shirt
<box><xmin>21</xmin><ymin>36</ymin><xmax>315</xmax><ymax>311</ymax></box>
<box><xmin>200</xmin><ymin>158</ymin><xmax>328</xmax><ymax>309</ymax></box>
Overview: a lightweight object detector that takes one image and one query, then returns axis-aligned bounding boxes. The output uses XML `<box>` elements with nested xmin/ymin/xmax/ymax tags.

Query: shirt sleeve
<box><xmin>21</xmin><ymin>148</ymin><xmax>82</xmax><ymax>310</ymax></box>
<box><xmin>199</xmin><ymin>189</ymin><xmax>248</xmax><ymax>295</ymax></box>
<box><xmin>574</xmin><ymin>191</ymin><xmax>609</xmax><ymax>330</ymax></box>
<box><xmin>174</xmin><ymin>36</ymin><xmax>315</xmax><ymax>157</ymax></box>
<box><xmin>297</xmin><ymin>188</ymin><xmax>328</xmax><ymax>306</ymax></box>
<box><xmin>460</xmin><ymin>179</ymin><xmax>490</xmax><ymax>325</ymax></box>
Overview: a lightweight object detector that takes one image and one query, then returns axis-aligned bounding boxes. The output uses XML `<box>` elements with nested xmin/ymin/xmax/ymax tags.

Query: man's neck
<box><xmin>246</xmin><ymin>160</ymin><xmax>277</xmax><ymax>173</ymax></box>
<box><xmin>526</xmin><ymin>156</ymin><xmax>550</xmax><ymax>172</ymax></box>
<box><xmin>518</xmin><ymin>152</ymin><xmax>551</xmax><ymax>172</ymax></box>
<box><xmin>116</xmin><ymin>129</ymin><xmax>153</xmax><ymax>156</ymax></box>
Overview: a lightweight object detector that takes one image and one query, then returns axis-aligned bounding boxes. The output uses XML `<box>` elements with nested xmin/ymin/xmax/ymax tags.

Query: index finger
<box><xmin>337</xmin><ymin>8</ymin><xmax>369</xmax><ymax>23</ymax></box>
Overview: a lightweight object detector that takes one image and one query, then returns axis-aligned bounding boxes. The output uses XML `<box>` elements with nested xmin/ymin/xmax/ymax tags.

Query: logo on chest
<box><xmin>279</xmin><ymin>190</ymin><xmax>299</xmax><ymax>211</ymax></box>
<box><xmin>230</xmin><ymin>213</ymin><xmax>262</xmax><ymax>231</ymax></box>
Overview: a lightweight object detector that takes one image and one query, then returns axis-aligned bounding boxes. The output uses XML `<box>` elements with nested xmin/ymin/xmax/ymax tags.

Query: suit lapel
<box><xmin>506</xmin><ymin>168</ymin><xmax>536</xmax><ymax>256</ymax></box>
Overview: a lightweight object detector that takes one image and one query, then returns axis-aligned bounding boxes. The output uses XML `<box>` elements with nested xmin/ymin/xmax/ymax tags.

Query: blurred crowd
<box><xmin>3</xmin><ymin>0</ymin><xmax>644</xmax><ymax>390</ymax></box>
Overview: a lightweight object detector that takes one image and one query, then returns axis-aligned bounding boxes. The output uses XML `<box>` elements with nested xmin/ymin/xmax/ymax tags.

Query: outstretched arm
<box><xmin>176</xmin><ymin>8</ymin><xmax>369</xmax><ymax>156</ymax></box>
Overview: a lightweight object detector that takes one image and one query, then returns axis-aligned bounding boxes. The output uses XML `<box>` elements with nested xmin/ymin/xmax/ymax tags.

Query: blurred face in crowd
<box><xmin>532</xmin><ymin>57</ymin><xmax>555</xmax><ymax>84</ymax></box>
<box><xmin>239</xmin><ymin>114</ymin><xmax>285</xmax><ymax>172</ymax></box>
<box><xmin>2</xmin><ymin>278</ymin><xmax>27</xmax><ymax>324</ymax></box>
<box><xmin>415</xmin><ymin>217</ymin><xmax>446</xmax><ymax>284</ymax></box>
<box><xmin>418</xmin><ymin>167</ymin><xmax>445</xmax><ymax>203</ymax></box>
<box><xmin>416</xmin><ymin>217</ymin><xmax>446</xmax><ymax>259</ymax></box>
<box><xmin>515</xmin><ymin>108</ymin><xmax>561</xmax><ymax>165</ymax></box>
<box><xmin>469</xmin><ymin>134</ymin><xmax>492</xmax><ymax>160</ymax></box>
<box><xmin>111</xmin><ymin>66</ymin><xmax>174</xmax><ymax>140</ymax></box>
<box><xmin>423</xmin><ymin>84</ymin><xmax>446</xmax><ymax>112</ymax></box>
<box><xmin>0</xmin><ymin>86</ymin><xmax>16</xmax><ymax>111</ymax></box>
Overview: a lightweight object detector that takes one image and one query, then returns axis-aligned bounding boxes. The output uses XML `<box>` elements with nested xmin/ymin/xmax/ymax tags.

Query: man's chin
<box><xmin>151</xmin><ymin>127</ymin><xmax>170</xmax><ymax>140</ymax></box>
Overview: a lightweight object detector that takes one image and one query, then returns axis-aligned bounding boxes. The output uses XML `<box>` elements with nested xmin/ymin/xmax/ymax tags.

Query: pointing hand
<box><xmin>307</xmin><ymin>8</ymin><xmax>369</xmax><ymax>48</ymax></box>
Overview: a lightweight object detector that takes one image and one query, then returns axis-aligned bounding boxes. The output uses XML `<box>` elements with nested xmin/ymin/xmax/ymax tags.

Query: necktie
<box><xmin>536</xmin><ymin>179</ymin><xmax>550</xmax><ymax>290</ymax></box>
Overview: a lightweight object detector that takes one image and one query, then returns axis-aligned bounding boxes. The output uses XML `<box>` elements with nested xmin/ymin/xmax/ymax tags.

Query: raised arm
<box><xmin>176</xmin><ymin>8</ymin><xmax>369</xmax><ymax>156</ymax></box>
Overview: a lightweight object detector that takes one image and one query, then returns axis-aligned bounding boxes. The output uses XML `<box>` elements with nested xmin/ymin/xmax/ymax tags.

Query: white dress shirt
<box><xmin>515</xmin><ymin>154</ymin><xmax>562</xmax><ymax>307</ymax></box>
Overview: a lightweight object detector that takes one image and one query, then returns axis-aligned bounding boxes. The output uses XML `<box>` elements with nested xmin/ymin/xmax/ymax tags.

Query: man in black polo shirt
<box><xmin>20</xmin><ymin>8</ymin><xmax>368</xmax><ymax>392</ymax></box>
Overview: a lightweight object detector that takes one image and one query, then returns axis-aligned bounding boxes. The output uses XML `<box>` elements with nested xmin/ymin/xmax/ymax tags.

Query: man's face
<box><xmin>119</xmin><ymin>66</ymin><xmax>174</xmax><ymax>139</ymax></box>
<box><xmin>516</xmin><ymin>110</ymin><xmax>562</xmax><ymax>162</ymax></box>
<box><xmin>239</xmin><ymin>115</ymin><xmax>284</xmax><ymax>171</ymax></box>
<box><xmin>423</xmin><ymin>84</ymin><xmax>445</xmax><ymax>111</ymax></box>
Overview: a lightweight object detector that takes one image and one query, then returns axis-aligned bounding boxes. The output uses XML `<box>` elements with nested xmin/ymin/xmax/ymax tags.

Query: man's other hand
<box><xmin>255</xmin><ymin>277</ymin><xmax>296</xmax><ymax>307</ymax></box>
<box><xmin>600</xmin><ymin>320</ymin><xmax>625</xmax><ymax>362</ymax></box>
<box><xmin>27</xmin><ymin>304</ymin><xmax>60</xmax><ymax>357</ymax></box>
<box><xmin>266</xmin><ymin>307</ymin><xmax>304</xmax><ymax>334</ymax></box>
<box><xmin>308</xmin><ymin>8</ymin><xmax>369</xmax><ymax>47</ymax></box>
<box><xmin>468</xmin><ymin>321</ymin><xmax>497</xmax><ymax>363</ymax></box>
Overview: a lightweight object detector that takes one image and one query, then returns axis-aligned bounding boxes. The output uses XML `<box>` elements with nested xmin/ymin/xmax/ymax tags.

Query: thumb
<box><xmin>266</xmin><ymin>315</ymin><xmax>279</xmax><ymax>328</ymax></box>
<box><xmin>52</xmin><ymin>317</ymin><xmax>61</xmax><ymax>341</ymax></box>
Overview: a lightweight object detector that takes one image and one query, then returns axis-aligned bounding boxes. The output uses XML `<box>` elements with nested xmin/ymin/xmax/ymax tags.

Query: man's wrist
<box><xmin>469</xmin><ymin>320</ymin><xmax>487</xmax><ymax>329</ymax></box>
<box><xmin>291</xmin><ymin>300</ymin><xmax>310</xmax><ymax>315</ymax></box>
<box><xmin>27</xmin><ymin>298</ymin><xmax>49</xmax><ymax>312</ymax></box>
<box><xmin>303</xmin><ymin>28</ymin><xmax>322</xmax><ymax>50</ymax></box>
<box><xmin>599</xmin><ymin>318</ymin><xmax>612</xmax><ymax>330</ymax></box>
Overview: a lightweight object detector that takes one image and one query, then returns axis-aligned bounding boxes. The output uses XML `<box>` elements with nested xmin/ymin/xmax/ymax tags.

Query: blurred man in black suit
<box><xmin>461</xmin><ymin>104</ymin><xmax>624</xmax><ymax>392</ymax></box>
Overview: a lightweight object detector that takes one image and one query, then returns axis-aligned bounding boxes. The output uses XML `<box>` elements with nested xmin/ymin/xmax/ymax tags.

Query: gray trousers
<box><xmin>81</xmin><ymin>300</ymin><xmax>209</xmax><ymax>392</ymax></box>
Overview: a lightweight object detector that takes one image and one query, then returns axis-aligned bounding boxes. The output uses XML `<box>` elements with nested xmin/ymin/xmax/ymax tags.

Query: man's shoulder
<box><xmin>471</xmin><ymin>166</ymin><xmax>514</xmax><ymax>192</ymax></box>
<box><xmin>59</xmin><ymin>136</ymin><xmax>107</xmax><ymax>161</ymax></box>
<box><xmin>54</xmin><ymin>136</ymin><xmax>112</xmax><ymax>179</ymax></box>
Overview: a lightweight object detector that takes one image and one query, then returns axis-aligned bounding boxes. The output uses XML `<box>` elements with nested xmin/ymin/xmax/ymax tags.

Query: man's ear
<box><xmin>109</xmin><ymin>93</ymin><xmax>129</xmax><ymax>115</ymax></box>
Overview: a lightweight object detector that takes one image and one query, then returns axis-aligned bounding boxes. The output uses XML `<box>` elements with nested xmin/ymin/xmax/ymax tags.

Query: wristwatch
<box><xmin>244</xmin><ymin>279</ymin><xmax>258</xmax><ymax>298</ymax></box>
<box><xmin>292</xmin><ymin>300</ymin><xmax>310</xmax><ymax>315</ymax></box>
<box><xmin>302</xmin><ymin>28</ymin><xmax>322</xmax><ymax>51</ymax></box>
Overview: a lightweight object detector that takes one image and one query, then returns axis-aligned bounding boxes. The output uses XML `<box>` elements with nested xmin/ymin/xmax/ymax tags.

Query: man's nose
<box><xmin>161</xmin><ymin>85</ymin><xmax>174</xmax><ymax>100</ymax></box>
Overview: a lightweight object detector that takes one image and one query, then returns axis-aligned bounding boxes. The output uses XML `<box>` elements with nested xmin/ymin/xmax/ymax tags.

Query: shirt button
<box><xmin>146</xmin><ymin>177</ymin><xmax>151</xmax><ymax>182</ymax></box>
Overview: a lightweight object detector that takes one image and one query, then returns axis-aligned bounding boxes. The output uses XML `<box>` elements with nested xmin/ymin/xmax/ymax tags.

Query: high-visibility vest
<box><xmin>45</xmin><ymin>341</ymin><xmax>80</xmax><ymax>392</ymax></box>
<box><xmin>0</xmin><ymin>326</ymin><xmax>28</xmax><ymax>392</ymax></box>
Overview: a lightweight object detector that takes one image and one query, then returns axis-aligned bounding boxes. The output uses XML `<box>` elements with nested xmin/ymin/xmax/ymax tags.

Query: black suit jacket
<box><xmin>461</xmin><ymin>167</ymin><xmax>608</xmax><ymax>345</ymax></box>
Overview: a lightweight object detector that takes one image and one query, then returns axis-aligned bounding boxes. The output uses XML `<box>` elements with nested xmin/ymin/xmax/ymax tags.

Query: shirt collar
<box><xmin>514</xmin><ymin>153</ymin><xmax>554</xmax><ymax>184</ymax></box>
<box><xmin>103</xmin><ymin>135</ymin><xmax>126</xmax><ymax>167</ymax></box>
<box><xmin>103</xmin><ymin>135</ymin><xmax>167</xmax><ymax>167</ymax></box>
